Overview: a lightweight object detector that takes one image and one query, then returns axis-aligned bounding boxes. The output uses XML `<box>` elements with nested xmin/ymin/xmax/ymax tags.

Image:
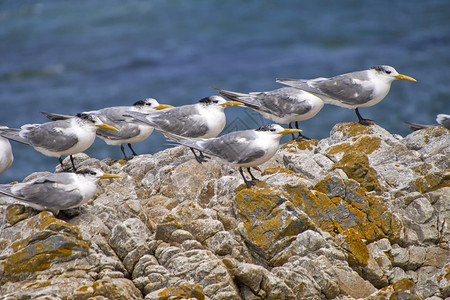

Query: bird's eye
<box><xmin>270</xmin><ymin>128</ymin><xmax>276</xmax><ymax>132</ymax></box>
<box><xmin>213</xmin><ymin>100</ymin><xmax>219</xmax><ymax>104</ymax></box>
<box><xmin>385</xmin><ymin>70</ymin><xmax>391</xmax><ymax>74</ymax></box>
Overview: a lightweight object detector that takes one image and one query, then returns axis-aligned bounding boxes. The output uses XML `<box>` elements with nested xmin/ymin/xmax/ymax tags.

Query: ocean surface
<box><xmin>1</xmin><ymin>0</ymin><xmax>449</xmax><ymax>182</ymax></box>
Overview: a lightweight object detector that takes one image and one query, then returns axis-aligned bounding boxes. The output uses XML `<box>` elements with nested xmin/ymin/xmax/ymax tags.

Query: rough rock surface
<box><xmin>0</xmin><ymin>122</ymin><xmax>449</xmax><ymax>299</ymax></box>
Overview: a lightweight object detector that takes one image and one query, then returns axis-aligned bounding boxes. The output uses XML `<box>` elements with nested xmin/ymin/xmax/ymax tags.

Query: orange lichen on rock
<box><xmin>282</xmin><ymin>138</ymin><xmax>319</xmax><ymax>152</ymax></box>
<box><xmin>414</xmin><ymin>171</ymin><xmax>450</xmax><ymax>193</ymax></box>
<box><xmin>235</xmin><ymin>185</ymin><xmax>314</xmax><ymax>251</ymax></box>
<box><xmin>327</xmin><ymin>136</ymin><xmax>382</xmax><ymax>156</ymax></box>
<box><xmin>333</xmin><ymin>153</ymin><xmax>381</xmax><ymax>192</ymax></box>
<box><xmin>157</xmin><ymin>283</ymin><xmax>205</xmax><ymax>300</ymax></box>
<box><xmin>2</xmin><ymin>211</ymin><xmax>89</xmax><ymax>277</ymax></box>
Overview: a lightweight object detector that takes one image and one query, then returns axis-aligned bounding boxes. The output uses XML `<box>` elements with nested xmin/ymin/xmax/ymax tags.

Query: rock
<box><xmin>0</xmin><ymin>122</ymin><xmax>448</xmax><ymax>299</ymax></box>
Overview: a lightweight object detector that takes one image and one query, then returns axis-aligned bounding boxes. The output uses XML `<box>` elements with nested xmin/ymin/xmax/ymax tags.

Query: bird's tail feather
<box><xmin>0</xmin><ymin>130</ymin><xmax>31</xmax><ymax>145</ymax></box>
<box><xmin>403</xmin><ymin>121</ymin><xmax>431</xmax><ymax>131</ymax></box>
<box><xmin>123</xmin><ymin>111</ymin><xmax>157</xmax><ymax>127</ymax></box>
<box><xmin>41</xmin><ymin>112</ymin><xmax>75</xmax><ymax>121</ymax></box>
<box><xmin>212</xmin><ymin>87</ymin><xmax>260</xmax><ymax>110</ymax></box>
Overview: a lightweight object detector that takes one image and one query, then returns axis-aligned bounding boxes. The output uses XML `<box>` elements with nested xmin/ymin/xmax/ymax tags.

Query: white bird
<box><xmin>82</xmin><ymin>98</ymin><xmax>173</xmax><ymax>160</ymax></box>
<box><xmin>0</xmin><ymin>168</ymin><xmax>121</xmax><ymax>215</ymax></box>
<box><xmin>163</xmin><ymin>124</ymin><xmax>301</xmax><ymax>187</ymax></box>
<box><xmin>0</xmin><ymin>127</ymin><xmax>14</xmax><ymax>174</ymax></box>
<box><xmin>277</xmin><ymin>65</ymin><xmax>417</xmax><ymax>125</ymax></box>
<box><xmin>125</xmin><ymin>95</ymin><xmax>243</xmax><ymax>163</ymax></box>
<box><xmin>437</xmin><ymin>114</ymin><xmax>450</xmax><ymax>129</ymax></box>
<box><xmin>213</xmin><ymin>87</ymin><xmax>324</xmax><ymax>139</ymax></box>
<box><xmin>0</xmin><ymin>114</ymin><xmax>118</xmax><ymax>171</ymax></box>
<box><xmin>404</xmin><ymin>114</ymin><xmax>450</xmax><ymax>131</ymax></box>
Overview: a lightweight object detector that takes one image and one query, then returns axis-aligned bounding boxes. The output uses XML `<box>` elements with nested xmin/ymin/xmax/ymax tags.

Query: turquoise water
<box><xmin>1</xmin><ymin>0</ymin><xmax>449</xmax><ymax>182</ymax></box>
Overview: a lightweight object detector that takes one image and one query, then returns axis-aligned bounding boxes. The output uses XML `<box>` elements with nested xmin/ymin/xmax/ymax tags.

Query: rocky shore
<box><xmin>0</xmin><ymin>122</ymin><xmax>449</xmax><ymax>300</ymax></box>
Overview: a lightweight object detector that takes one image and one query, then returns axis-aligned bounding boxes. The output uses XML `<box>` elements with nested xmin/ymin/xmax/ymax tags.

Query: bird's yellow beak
<box><xmin>97</xmin><ymin>124</ymin><xmax>119</xmax><ymax>132</ymax></box>
<box><xmin>395</xmin><ymin>74</ymin><xmax>417</xmax><ymax>82</ymax></box>
<box><xmin>280</xmin><ymin>128</ymin><xmax>302</xmax><ymax>135</ymax></box>
<box><xmin>221</xmin><ymin>101</ymin><xmax>244</xmax><ymax>107</ymax></box>
<box><xmin>98</xmin><ymin>173</ymin><xmax>122</xmax><ymax>179</ymax></box>
<box><xmin>156</xmin><ymin>104</ymin><xmax>174</xmax><ymax>110</ymax></box>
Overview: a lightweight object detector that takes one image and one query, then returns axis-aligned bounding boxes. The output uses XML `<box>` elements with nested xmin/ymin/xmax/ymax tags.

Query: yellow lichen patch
<box><xmin>282</xmin><ymin>139</ymin><xmax>319</xmax><ymax>152</ymax></box>
<box><xmin>327</xmin><ymin>136</ymin><xmax>381</xmax><ymax>156</ymax></box>
<box><xmin>24</xmin><ymin>280</ymin><xmax>52</xmax><ymax>289</ymax></box>
<box><xmin>371</xmin><ymin>278</ymin><xmax>416</xmax><ymax>299</ymax></box>
<box><xmin>392</xmin><ymin>278</ymin><xmax>415</xmax><ymax>291</ymax></box>
<box><xmin>412</xmin><ymin>163</ymin><xmax>433</xmax><ymax>176</ymax></box>
<box><xmin>2</xmin><ymin>212</ymin><xmax>89</xmax><ymax>276</ymax></box>
<box><xmin>235</xmin><ymin>186</ymin><xmax>313</xmax><ymax>250</ymax></box>
<box><xmin>158</xmin><ymin>283</ymin><xmax>205</xmax><ymax>300</ymax></box>
<box><xmin>6</xmin><ymin>204</ymin><xmax>34</xmax><ymax>225</ymax></box>
<box><xmin>414</xmin><ymin>172</ymin><xmax>450</xmax><ymax>193</ymax></box>
<box><xmin>261</xmin><ymin>167</ymin><xmax>309</xmax><ymax>181</ymax></box>
<box><xmin>340</xmin><ymin>228</ymin><xmax>369</xmax><ymax>267</ymax></box>
<box><xmin>333</xmin><ymin>153</ymin><xmax>381</xmax><ymax>192</ymax></box>
<box><xmin>335</xmin><ymin>122</ymin><xmax>375</xmax><ymax>138</ymax></box>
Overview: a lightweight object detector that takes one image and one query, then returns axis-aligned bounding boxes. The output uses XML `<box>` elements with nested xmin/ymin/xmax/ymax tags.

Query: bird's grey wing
<box><xmin>142</xmin><ymin>106</ymin><xmax>209</xmax><ymax>138</ymax></box>
<box><xmin>96</xmin><ymin>107</ymin><xmax>130</xmax><ymax>123</ymax></box>
<box><xmin>166</xmin><ymin>130</ymin><xmax>264</xmax><ymax>164</ymax></box>
<box><xmin>276</xmin><ymin>78</ymin><xmax>330</xmax><ymax>97</ymax></box>
<box><xmin>403</xmin><ymin>121</ymin><xmax>431</xmax><ymax>131</ymax></box>
<box><xmin>22</xmin><ymin>122</ymin><xmax>78</xmax><ymax>151</ymax></box>
<box><xmin>312</xmin><ymin>72</ymin><xmax>374</xmax><ymax>105</ymax></box>
<box><xmin>278</xmin><ymin>71</ymin><xmax>374</xmax><ymax>105</ymax></box>
<box><xmin>203</xmin><ymin>131</ymin><xmax>265</xmax><ymax>164</ymax></box>
<box><xmin>253</xmin><ymin>88</ymin><xmax>314</xmax><ymax>116</ymax></box>
<box><xmin>95</xmin><ymin>107</ymin><xmax>142</xmax><ymax>140</ymax></box>
<box><xmin>97</xmin><ymin>125</ymin><xmax>141</xmax><ymax>140</ymax></box>
<box><xmin>8</xmin><ymin>175</ymin><xmax>83</xmax><ymax>209</ymax></box>
<box><xmin>41</xmin><ymin>112</ymin><xmax>75</xmax><ymax>121</ymax></box>
<box><xmin>0</xmin><ymin>128</ymin><xmax>31</xmax><ymax>145</ymax></box>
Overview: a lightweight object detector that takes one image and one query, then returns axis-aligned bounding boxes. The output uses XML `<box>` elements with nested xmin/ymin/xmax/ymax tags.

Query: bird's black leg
<box><xmin>69</xmin><ymin>155</ymin><xmax>77</xmax><ymax>172</ymax></box>
<box><xmin>247</xmin><ymin>167</ymin><xmax>259</xmax><ymax>181</ymax></box>
<box><xmin>190</xmin><ymin>148</ymin><xmax>209</xmax><ymax>164</ymax></box>
<box><xmin>355</xmin><ymin>108</ymin><xmax>373</xmax><ymax>126</ymax></box>
<box><xmin>239</xmin><ymin>167</ymin><xmax>255</xmax><ymax>188</ymax></box>
<box><xmin>59</xmin><ymin>156</ymin><xmax>64</xmax><ymax>168</ymax></box>
<box><xmin>199</xmin><ymin>151</ymin><xmax>210</xmax><ymax>161</ymax></box>
<box><xmin>120</xmin><ymin>144</ymin><xmax>128</xmax><ymax>160</ymax></box>
<box><xmin>127</xmin><ymin>143</ymin><xmax>138</xmax><ymax>156</ymax></box>
<box><xmin>289</xmin><ymin>123</ymin><xmax>296</xmax><ymax>140</ymax></box>
<box><xmin>295</xmin><ymin>121</ymin><xmax>310</xmax><ymax>140</ymax></box>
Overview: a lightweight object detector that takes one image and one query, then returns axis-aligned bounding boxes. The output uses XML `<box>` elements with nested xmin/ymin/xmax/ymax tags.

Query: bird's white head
<box><xmin>133</xmin><ymin>98</ymin><xmax>174</xmax><ymax>111</ymax></box>
<box><xmin>370</xmin><ymin>65</ymin><xmax>417</xmax><ymax>82</ymax></box>
<box><xmin>255</xmin><ymin>124</ymin><xmax>302</xmax><ymax>137</ymax></box>
<box><xmin>198</xmin><ymin>95</ymin><xmax>243</xmax><ymax>109</ymax></box>
<box><xmin>77</xmin><ymin>113</ymin><xmax>119</xmax><ymax>132</ymax></box>
<box><xmin>76</xmin><ymin>167</ymin><xmax>122</xmax><ymax>180</ymax></box>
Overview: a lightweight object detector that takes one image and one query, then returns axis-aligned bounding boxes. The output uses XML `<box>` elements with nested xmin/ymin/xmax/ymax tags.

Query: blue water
<box><xmin>1</xmin><ymin>0</ymin><xmax>449</xmax><ymax>182</ymax></box>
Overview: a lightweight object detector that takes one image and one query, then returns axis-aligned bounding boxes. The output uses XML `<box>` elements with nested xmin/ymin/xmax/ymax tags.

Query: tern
<box><xmin>0</xmin><ymin>114</ymin><xmax>118</xmax><ymax>171</ymax></box>
<box><xmin>277</xmin><ymin>65</ymin><xmax>417</xmax><ymax>125</ymax></box>
<box><xmin>404</xmin><ymin>114</ymin><xmax>450</xmax><ymax>131</ymax></box>
<box><xmin>213</xmin><ymin>87</ymin><xmax>324</xmax><ymax>139</ymax></box>
<box><xmin>125</xmin><ymin>95</ymin><xmax>243</xmax><ymax>163</ymax></box>
<box><xmin>0</xmin><ymin>168</ymin><xmax>121</xmax><ymax>215</ymax></box>
<box><xmin>0</xmin><ymin>127</ymin><xmax>14</xmax><ymax>174</ymax></box>
<box><xmin>163</xmin><ymin>124</ymin><xmax>301</xmax><ymax>188</ymax></box>
<box><xmin>51</xmin><ymin>98</ymin><xmax>175</xmax><ymax>160</ymax></box>
<box><xmin>91</xmin><ymin>98</ymin><xmax>173</xmax><ymax>159</ymax></box>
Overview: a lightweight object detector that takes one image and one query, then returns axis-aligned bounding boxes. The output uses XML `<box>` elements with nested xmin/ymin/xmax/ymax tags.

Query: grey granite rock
<box><xmin>0</xmin><ymin>122</ymin><xmax>448</xmax><ymax>299</ymax></box>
